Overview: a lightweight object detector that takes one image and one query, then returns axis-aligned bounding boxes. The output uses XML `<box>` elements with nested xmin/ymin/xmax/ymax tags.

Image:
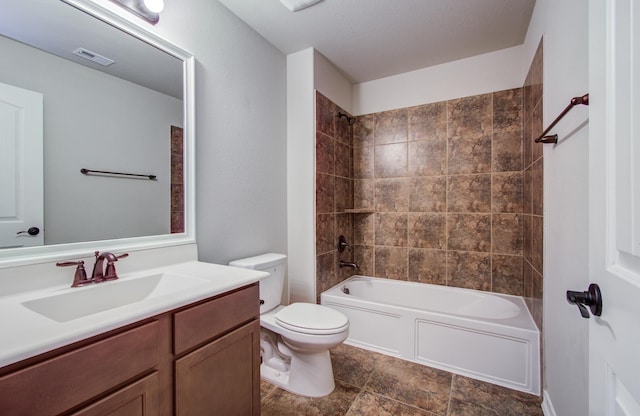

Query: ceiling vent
<box><xmin>72</xmin><ymin>48</ymin><xmax>115</xmax><ymax>67</ymax></box>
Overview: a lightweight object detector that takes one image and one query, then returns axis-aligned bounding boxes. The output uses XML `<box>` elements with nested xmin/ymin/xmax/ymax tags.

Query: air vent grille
<box><xmin>72</xmin><ymin>48</ymin><xmax>114</xmax><ymax>67</ymax></box>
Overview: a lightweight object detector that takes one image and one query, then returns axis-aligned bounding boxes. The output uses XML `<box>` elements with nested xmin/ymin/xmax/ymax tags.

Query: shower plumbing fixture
<box><xmin>337</xmin><ymin>111</ymin><xmax>355</xmax><ymax>126</ymax></box>
<box><xmin>337</xmin><ymin>235</ymin><xmax>351</xmax><ymax>253</ymax></box>
<box><xmin>339</xmin><ymin>260</ymin><xmax>359</xmax><ymax>271</ymax></box>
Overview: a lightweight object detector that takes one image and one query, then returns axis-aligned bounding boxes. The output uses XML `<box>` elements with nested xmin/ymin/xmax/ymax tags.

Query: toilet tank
<box><xmin>229</xmin><ymin>253</ymin><xmax>287</xmax><ymax>314</ymax></box>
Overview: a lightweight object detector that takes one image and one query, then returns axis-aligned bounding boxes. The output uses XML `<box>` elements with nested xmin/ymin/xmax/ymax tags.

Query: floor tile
<box><xmin>331</xmin><ymin>344</ymin><xmax>378</xmax><ymax>388</ymax></box>
<box><xmin>346</xmin><ymin>391</ymin><xmax>434</xmax><ymax>416</ymax></box>
<box><xmin>365</xmin><ymin>354</ymin><xmax>452</xmax><ymax>415</ymax></box>
<box><xmin>450</xmin><ymin>375</ymin><xmax>542</xmax><ymax>415</ymax></box>
<box><xmin>261</xmin><ymin>380</ymin><xmax>360</xmax><ymax>416</ymax></box>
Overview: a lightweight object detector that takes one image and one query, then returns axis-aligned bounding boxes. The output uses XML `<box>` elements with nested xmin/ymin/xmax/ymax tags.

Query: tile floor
<box><xmin>261</xmin><ymin>344</ymin><xmax>543</xmax><ymax>416</ymax></box>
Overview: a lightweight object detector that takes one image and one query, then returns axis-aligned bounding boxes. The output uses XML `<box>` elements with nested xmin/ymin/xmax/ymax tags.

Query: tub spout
<box><xmin>339</xmin><ymin>260</ymin><xmax>359</xmax><ymax>271</ymax></box>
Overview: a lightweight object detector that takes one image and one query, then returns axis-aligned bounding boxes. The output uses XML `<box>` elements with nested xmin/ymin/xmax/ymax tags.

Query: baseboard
<box><xmin>541</xmin><ymin>390</ymin><xmax>557</xmax><ymax>416</ymax></box>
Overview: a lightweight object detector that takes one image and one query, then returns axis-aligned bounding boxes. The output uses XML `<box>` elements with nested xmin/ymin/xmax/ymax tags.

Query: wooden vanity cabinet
<box><xmin>0</xmin><ymin>283</ymin><xmax>260</xmax><ymax>416</ymax></box>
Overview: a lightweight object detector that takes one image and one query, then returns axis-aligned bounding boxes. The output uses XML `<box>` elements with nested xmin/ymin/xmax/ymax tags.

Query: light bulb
<box><xmin>143</xmin><ymin>0</ymin><xmax>164</xmax><ymax>13</ymax></box>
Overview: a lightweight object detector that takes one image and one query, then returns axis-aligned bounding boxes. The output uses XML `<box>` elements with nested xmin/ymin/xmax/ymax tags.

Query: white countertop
<box><xmin>0</xmin><ymin>261</ymin><xmax>268</xmax><ymax>368</ymax></box>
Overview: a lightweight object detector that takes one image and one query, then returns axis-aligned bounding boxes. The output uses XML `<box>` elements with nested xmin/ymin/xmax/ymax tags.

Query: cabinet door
<box><xmin>70</xmin><ymin>372</ymin><xmax>159</xmax><ymax>416</ymax></box>
<box><xmin>175</xmin><ymin>320</ymin><xmax>260</xmax><ymax>416</ymax></box>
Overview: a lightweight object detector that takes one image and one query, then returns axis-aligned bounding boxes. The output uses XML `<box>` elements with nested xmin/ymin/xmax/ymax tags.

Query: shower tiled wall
<box><xmin>350</xmin><ymin>89</ymin><xmax>525</xmax><ymax>296</ymax></box>
<box><xmin>314</xmin><ymin>66</ymin><xmax>544</xmax><ymax>304</ymax></box>
<box><xmin>315</xmin><ymin>92</ymin><xmax>356</xmax><ymax>297</ymax></box>
<box><xmin>523</xmin><ymin>40</ymin><xmax>544</xmax><ymax>330</ymax></box>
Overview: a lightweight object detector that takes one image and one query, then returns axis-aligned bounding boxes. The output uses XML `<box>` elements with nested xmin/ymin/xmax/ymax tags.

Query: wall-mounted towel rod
<box><xmin>535</xmin><ymin>93</ymin><xmax>589</xmax><ymax>144</ymax></box>
<box><xmin>81</xmin><ymin>168</ymin><xmax>157</xmax><ymax>180</ymax></box>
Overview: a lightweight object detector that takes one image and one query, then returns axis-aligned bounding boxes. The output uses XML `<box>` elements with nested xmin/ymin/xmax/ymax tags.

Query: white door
<box><xmin>588</xmin><ymin>0</ymin><xmax>640</xmax><ymax>414</ymax></box>
<box><xmin>0</xmin><ymin>82</ymin><xmax>44</xmax><ymax>249</ymax></box>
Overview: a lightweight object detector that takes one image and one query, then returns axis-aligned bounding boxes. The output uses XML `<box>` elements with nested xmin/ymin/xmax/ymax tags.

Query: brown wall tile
<box><xmin>316</xmin><ymin>132</ymin><xmax>335</xmax><ymax>175</ymax></box>
<box><xmin>375</xmin><ymin>143</ymin><xmax>408</xmax><ymax>177</ymax></box>
<box><xmin>532</xmin><ymin>215</ymin><xmax>543</xmax><ymax>273</ymax></box>
<box><xmin>375</xmin><ymin>108</ymin><xmax>407</xmax><ymax>128</ymax></box>
<box><xmin>408</xmin><ymin>102</ymin><xmax>447</xmax><ymax>141</ymax></box>
<box><xmin>374</xmin><ymin>247</ymin><xmax>408</xmax><ymax>280</ymax></box>
<box><xmin>353</xmin><ymin>245</ymin><xmax>374</xmax><ymax>276</ymax></box>
<box><xmin>335</xmin><ymin>141</ymin><xmax>351</xmax><ymax>178</ymax></box>
<box><xmin>493</xmin><ymin>88</ymin><xmax>522</xmax><ymax>132</ymax></box>
<box><xmin>532</xmin><ymin>159</ymin><xmax>543</xmax><ymax>216</ymax></box>
<box><xmin>316</xmin><ymin>252</ymin><xmax>336</xmax><ymax>295</ymax></box>
<box><xmin>408</xmin><ymin>139</ymin><xmax>447</xmax><ymax>176</ymax></box>
<box><xmin>375</xmin><ymin>213</ymin><xmax>408</xmax><ymax>247</ymax></box>
<box><xmin>375</xmin><ymin>125</ymin><xmax>407</xmax><ymax>145</ymax></box>
<box><xmin>447</xmin><ymin>214</ymin><xmax>491</xmax><ymax>252</ymax></box>
<box><xmin>492</xmin><ymin>214</ymin><xmax>524</xmax><ymax>255</ymax></box>
<box><xmin>335</xmin><ymin>177</ymin><xmax>353</xmax><ymax>212</ymax></box>
<box><xmin>523</xmin><ymin>111</ymin><xmax>533</xmax><ymax>168</ymax></box>
<box><xmin>408</xmin><ymin>176</ymin><xmax>446</xmax><ymax>212</ymax></box>
<box><xmin>353</xmin><ymin>115</ymin><xmax>374</xmax><ymax>147</ymax></box>
<box><xmin>408</xmin><ymin>249</ymin><xmax>446</xmax><ymax>285</ymax></box>
<box><xmin>493</xmin><ymin>129</ymin><xmax>523</xmax><ymax>172</ymax></box>
<box><xmin>447</xmin><ymin>136</ymin><xmax>492</xmax><ymax>174</ymax></box>
<box><xmin>448</xmin><ymin>94</ymin><xmax>492</xmax><ymax>137</ymax></box>
<box><xmin>336</xmin><ymin>107</ymin><xmax>352</xmax><ymax>146</ymax></box>
<box><xmin>354</xmin><ymin>146</ymin><xmax>374</xmax><ymax>179</ymax></box>
<box><xmin>492</xmin><ymin>255</ymin><xmax>524</xmax><ymax>295</ymax></box>
<box><xmin>316</xmin><ymin>214</ymin><xmax>335</xmax><ymax>254</ymax></box>
<box><xmin>316</xmin><ymin>172</ymin><xmax>335</xmax><ymax>214</ymax></box>
<box><xmin>407</xmin><ymin>213</ymin><xmax>446</xmax><ymax>249</ymax></box>
<box><xmin>447</xmin><ymin>251</ymin><xmax>491</xmax><ymax>291</ymax></box>
<box><xmin>353</xmin><ymin>214</ymin><xmax>375</xmax><ymax>246</ymax></box>
<box><xmin>354</xmin><ymin>179</ymin><xmax>375</xmax><ymax>210</ymax></box>
<box><xmin>447</xmin><ymin>174</ymin><xmax>491</xmax><ymax>212</ymax></box>
<box><xmin>316</xmin><ymin>92</ymin><xmax>335</xmax><ymax>137</ymax></box>
<box><xmin>374</xmin><ymin>178</ymin><xmax>409</xmax><ymax>212</ymax></box>
<box><xmin>492</xmin><ymin>172</ymin><xmax>523</xmax><ymax>213</ymax></box>
<box><xmin>532</xmin><ymin>101</ymin><xmax>543</xmax><ymax>162</ymax></box>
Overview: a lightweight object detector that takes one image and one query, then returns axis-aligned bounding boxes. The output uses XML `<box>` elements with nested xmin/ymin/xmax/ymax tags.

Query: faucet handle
<box><xmin>57</xmin><ymin>260</ymin><xmax>90</xmax><ymax>287</ymax></box>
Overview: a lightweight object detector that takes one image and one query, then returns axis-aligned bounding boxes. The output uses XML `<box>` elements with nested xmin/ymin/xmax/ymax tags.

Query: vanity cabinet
<box><xmin>0</xmin><ymin>283</ymin><xmax>260</xmax><ymax>416</ymax></box>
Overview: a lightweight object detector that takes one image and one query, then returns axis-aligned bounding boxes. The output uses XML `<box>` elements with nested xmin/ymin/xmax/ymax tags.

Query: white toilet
<box><xmin>229</xmin><ymin>253</ymin><xmax>349</xmax><ymax>397</ymax></box>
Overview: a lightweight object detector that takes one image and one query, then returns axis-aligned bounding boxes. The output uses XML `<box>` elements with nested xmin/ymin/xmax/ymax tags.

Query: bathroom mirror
<box><xmin>0</xmin><ymin>0</ymin><xmax>195</xmax><ymax>264</ymax></box>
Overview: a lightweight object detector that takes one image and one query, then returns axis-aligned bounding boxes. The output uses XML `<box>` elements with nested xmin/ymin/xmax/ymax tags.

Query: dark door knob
<box><xmin>16</xmin><ymin>227</ymin><xmax>40</xmax><ymax>236</ymax></box>
<box><xmin>567</xmin><ymin>283</ymin><xmax>602</xmax><ymax>318</ymax></box>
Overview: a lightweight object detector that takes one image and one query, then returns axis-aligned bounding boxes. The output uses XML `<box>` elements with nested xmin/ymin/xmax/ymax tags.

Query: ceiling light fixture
<box><xmin>108</xmin><ymin>0</ymin><xmax>165</xmax><ymax>24</ymax></box>
<box><xmin>279</xmin><ymin>0</ymin><xmax>324</xmax><ymax>12</ymax></box>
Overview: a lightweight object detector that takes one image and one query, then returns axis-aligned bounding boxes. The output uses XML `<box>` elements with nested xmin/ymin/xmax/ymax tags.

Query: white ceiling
<box><xmin>218</xmin><ymin>0</ymin><xmax>536</xmax><ymax>84</ymax></box>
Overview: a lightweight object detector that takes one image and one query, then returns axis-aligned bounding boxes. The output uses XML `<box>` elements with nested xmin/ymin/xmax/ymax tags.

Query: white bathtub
<box><xmin>321</xmin><ymin>276</ymin><xmax>540</xmax><ymax>395</ymax></box>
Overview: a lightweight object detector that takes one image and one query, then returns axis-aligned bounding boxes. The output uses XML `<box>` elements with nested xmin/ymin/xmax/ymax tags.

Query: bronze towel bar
<box><xmin>535</xmin><ymin>93</ymin><xmax>589</xmax><ymax>144</ymax></box>
<box><xmin>81</xmin><ymin>168</ymin><xmax>157</xmax><ymax>180</ymax></box>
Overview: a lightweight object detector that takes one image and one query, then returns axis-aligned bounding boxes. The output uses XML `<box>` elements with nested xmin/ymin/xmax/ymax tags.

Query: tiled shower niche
<box><xmin>315</xmin><ymin>66</ymin><xmax>543</xmax><ymax>312</ymax></box>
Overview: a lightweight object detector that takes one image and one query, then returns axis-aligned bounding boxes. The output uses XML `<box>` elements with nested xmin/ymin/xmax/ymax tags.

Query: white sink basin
<box><xmin>22</xmin><ymin>272</ymin><xmax>209</xmax><ymax>322</ymax></box>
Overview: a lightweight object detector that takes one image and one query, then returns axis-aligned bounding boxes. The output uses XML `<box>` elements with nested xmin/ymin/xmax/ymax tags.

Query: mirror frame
<box><xmin>0</xmin><ymin>0</ymin><xmax>196</xmax><ymax>268</ymax></box>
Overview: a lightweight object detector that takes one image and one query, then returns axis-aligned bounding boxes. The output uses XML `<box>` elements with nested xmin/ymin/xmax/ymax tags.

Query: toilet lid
<box><xmin>275</xmin><ymin>303</ymin><xmax>349</xmax><ymax>335</ymax></box>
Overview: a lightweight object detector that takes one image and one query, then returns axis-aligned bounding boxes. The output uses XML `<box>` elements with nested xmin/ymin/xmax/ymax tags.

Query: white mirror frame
<box><xmin>0</xmin><ymin>0</ymin><xmax>196</xmax><ymax>268</ymax></box>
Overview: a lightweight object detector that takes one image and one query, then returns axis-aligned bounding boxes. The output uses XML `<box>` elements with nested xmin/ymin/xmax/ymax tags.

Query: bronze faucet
<box><xmin>91</xmin><ymin>251</ymin><xmax>129</xmax><ymax>282</ymax></box>
<box><xmin>57</xmin><ymin>251</ymin><xmax>128</xmax><ymax>287</ymax></box>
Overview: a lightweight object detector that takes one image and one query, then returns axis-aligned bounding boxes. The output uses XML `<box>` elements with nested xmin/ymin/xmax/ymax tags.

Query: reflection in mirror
<box><xmin>0</xmin><ymin>0</ymin><xmax>188</xmax><ymax>252</ymax></box>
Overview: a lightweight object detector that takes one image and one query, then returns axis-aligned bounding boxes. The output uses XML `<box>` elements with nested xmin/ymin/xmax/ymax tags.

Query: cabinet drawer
<box><xmin>173</xmin><ymin>284</ymin><xmax>258</xmax><ymax>355</ymax></box>
<box><xmin>71</xmin><ymin>372</ymin><xmax>160</xmax><ymax>416</ymax></box>
<box><xmin>0</xmin><ymin>320</ymin><xmax>159</xmax><ymax>416</ymax></box>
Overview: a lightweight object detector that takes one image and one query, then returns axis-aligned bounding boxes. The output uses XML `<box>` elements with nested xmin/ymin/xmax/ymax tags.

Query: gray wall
<box><xmin>142</xmin><ymin>0</ymin><xmax>288</xmax><ymax>264</ymax></box>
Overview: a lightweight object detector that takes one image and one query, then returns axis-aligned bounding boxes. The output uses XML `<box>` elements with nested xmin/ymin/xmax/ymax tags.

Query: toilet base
<box><xmin>261</xmin><ymin>348</ymin><xmax>336</xmax><ymax>398</ymax></box>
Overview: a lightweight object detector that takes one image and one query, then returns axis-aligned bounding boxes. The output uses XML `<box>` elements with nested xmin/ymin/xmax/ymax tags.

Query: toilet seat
<box><xmin>275</xmin><ymin>303</ymin><xmax>349</xmax><ymax>335</ymax></box>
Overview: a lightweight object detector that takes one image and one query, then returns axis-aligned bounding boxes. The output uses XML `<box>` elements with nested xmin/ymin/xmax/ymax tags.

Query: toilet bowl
<box><xmin>229</xmin><ymin>253</ymin><xmax>349</xmax><ymax>397</ymax></box>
